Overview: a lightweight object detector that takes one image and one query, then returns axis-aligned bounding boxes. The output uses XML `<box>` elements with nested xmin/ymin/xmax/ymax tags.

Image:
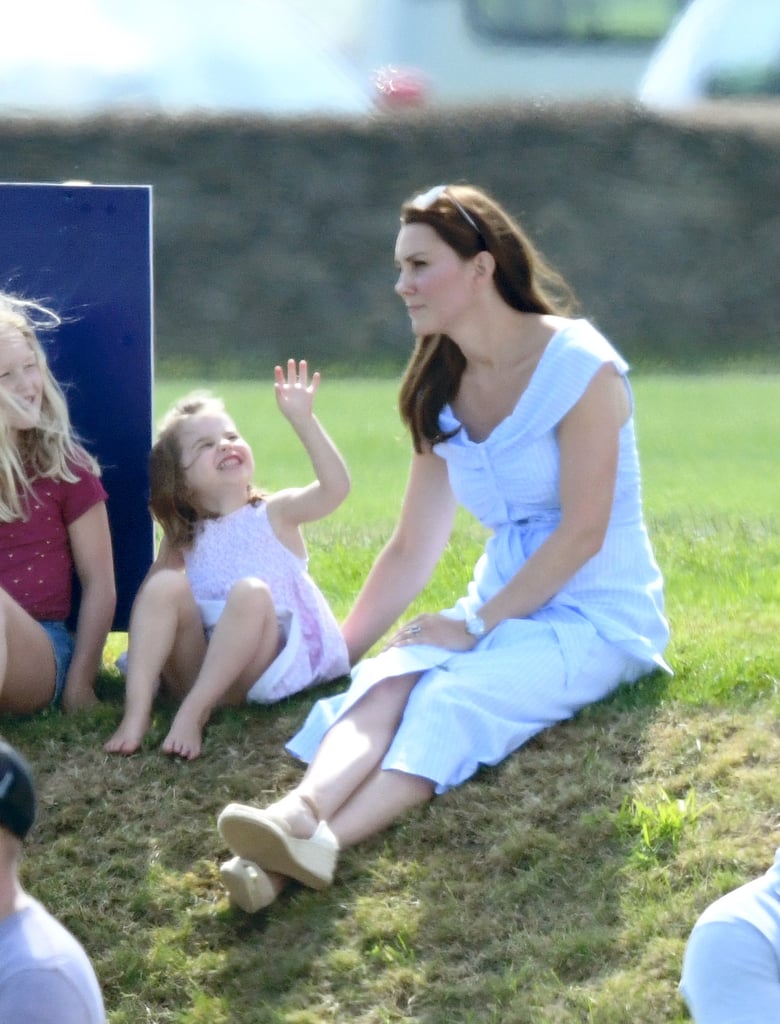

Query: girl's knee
<box><xmin>0</xmin><ymin>587</ymin><xmax>19</xmax><ymax>623</ymax></box>
<box><xmin>0</xmin><ymin>589</ymin><xmax>38</xmax><ymax>638</ymax></box>
<box><xmin>141</xmin><ymin>569</ymin><xmax>192</xmax><ymax>604</ymax></box>
<box><xmin>225</xmin><ymin>577</ymin><xmax>274</xmax><ymax>613</ymax></box>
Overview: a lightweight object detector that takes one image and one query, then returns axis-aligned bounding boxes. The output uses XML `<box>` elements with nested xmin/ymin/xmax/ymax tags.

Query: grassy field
<box><xmin>2</xmin><ymin>369</ymin><xmax>779</xmax><ymax>1023</ymax></box>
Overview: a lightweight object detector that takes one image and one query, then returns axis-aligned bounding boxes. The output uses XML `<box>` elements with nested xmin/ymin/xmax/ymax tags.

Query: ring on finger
<box><xmin>408</xmin><ymin>624</ymin><xmax>421</xmax><ymax>636</ymax></box>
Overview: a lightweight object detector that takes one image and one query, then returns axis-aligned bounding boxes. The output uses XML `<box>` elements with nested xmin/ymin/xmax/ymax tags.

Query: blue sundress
<box><xmin>287</xmin><ymin>320</ymin><xmax>671</xmax><ymax>792</ymax></box>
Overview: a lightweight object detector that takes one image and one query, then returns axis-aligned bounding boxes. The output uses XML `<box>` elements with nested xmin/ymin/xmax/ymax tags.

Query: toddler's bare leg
<box><xmin>162</xmin><ymin>578</ymin><xmax>279</xmax><ymax>760</ymax></box>
<box><xmin>105</xmin><ymin>571</ymin><xmax>205</xmax><ymax>754</ymax></box>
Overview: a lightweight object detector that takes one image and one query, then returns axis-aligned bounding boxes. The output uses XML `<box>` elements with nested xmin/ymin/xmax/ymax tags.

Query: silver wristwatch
<box><xmin>465</xmin><ymin>614</ymin><xmax>486</xmax><ymax>639</ymax></box>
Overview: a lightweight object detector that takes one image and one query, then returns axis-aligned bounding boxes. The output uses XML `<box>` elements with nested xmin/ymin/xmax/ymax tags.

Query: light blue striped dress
<box><xmin>287</xmin><ymin>320</ymin><xmax>671</xmax><ymax>793</ymax></box>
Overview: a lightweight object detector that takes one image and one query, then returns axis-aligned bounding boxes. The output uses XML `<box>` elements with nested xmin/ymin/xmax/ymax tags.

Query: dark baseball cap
<box><xmin>0</xmin><ymin>740</ymin><xmax>36</xmax><ymax>841</ymax></box>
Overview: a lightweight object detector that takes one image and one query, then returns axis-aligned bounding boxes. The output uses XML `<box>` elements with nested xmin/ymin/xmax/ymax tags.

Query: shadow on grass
<box><xmin>0</xmin><ymin>669</ymin><xmax>685</xmax><ymax>1023</ymax></box>
<box><xmin>399</xmin><ymin>671</ymin><xmax>680</xmax><ymax>1022</ymax></box>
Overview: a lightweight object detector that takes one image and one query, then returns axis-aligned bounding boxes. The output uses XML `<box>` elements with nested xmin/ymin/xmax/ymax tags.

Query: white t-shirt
<box><xmin>0</xmin><ymin>897</ymin><xmax>105</xmax><ymax>1024</ymax></box>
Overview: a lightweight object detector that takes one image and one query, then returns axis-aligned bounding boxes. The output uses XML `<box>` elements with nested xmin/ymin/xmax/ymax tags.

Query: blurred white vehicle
<box><xmin>358</xmin><ymin>0</ymin><xmax>684</xmax><ymax>105</ymax></box>
<box><xmin>0</xmin><ymin>0</ymin><xmax>370</xmax><ymax>117</ymax></box>
<box><xmin>638</xmin><ymin>0</ymin><xmax>780</xmax><ymax>108</ymax></box>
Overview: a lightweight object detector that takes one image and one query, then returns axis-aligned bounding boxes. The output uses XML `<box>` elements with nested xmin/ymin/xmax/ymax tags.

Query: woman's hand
<box><xmin>384</xmin><ymin>613</ymin><xmax>477</xmax><ymax>652</ymax></box>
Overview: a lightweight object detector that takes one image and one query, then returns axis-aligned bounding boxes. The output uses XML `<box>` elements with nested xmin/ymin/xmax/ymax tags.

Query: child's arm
<box><xmin>270</xmin><ymin>359</ymin><xmax>351</xmax><ymax>529</ymax></box>
<box><xmin>140</xmin><ymin>534</ymin><xmax>185</xmax><ymax>581</ymax></box>
<box><xmin>61</xmin><ymin>502</ymin><xmax>117</xmax><ymax>712</ymax></box>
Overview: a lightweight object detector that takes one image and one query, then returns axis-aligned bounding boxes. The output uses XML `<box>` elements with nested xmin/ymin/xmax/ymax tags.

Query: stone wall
<box><xmin>1</xmin><ymin>102</ymin><xmax>778</xmax><ymax>372</ymax></box>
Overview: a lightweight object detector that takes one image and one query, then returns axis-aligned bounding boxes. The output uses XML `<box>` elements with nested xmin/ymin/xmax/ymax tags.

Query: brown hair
<box><xmin>397</xmin><ymin>184</ymin><xmax>578</xmax><ymax>451</ymax></box>
<box><xmin>149</xmin><ymin>392</ymin><xmax>264</xmax><ymax>550</ymax></box>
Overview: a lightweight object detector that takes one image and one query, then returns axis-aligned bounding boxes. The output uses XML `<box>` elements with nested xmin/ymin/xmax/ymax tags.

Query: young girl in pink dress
<box><xmin>104</xmin><ymin>359</ymin><xmax>350</xmax><ymax>762</ymax></box>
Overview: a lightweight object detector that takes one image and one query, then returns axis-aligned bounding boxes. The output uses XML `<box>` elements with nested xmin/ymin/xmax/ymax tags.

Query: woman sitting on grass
<box><xmin>105</xmin><ymin>360</ymin><xmax>350</xmax><ymax>761</ymax></box>
<box><xmin>216</xmin><ymin>183</ymin><xmax>671</xmax><ymax>913</ymax></box>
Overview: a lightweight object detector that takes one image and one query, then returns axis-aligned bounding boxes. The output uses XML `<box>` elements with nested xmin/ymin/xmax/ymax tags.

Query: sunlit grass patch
<box><xmin>616</xmin><ymin>788</ymin><xmax>707</xmax><ymax>867</ymax></box>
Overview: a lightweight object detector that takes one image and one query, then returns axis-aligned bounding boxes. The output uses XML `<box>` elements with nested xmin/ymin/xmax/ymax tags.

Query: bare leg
<box><xmin>162</xmin><ymin>578</ymin><xmax>280</xmax><ymax>760</ymax></box>
<box><xmin>298</xmin><ymin>673</ymin><xmax>420</xmax><ymax>810</ymax></box>
<box><xmin>327</xmin><ymin>768</ymin><xmax>434</xmax><ymax>849</ymax></box>
<box><xmin>105</xmin><ymin>571</ymin><xmax>206</xmax><ymax>754</ymax></box>
<box><xmin>268</xmin><ymin>672</ymin><xmax>434</xmax><ymax>846</ymax></box>
<box><xmin>0</xmin><ymin>589</ymin><xmax>57</xmax><ymax>713</ymax></box>
<box><xmin>218</xmin><ymin>672</ymin><xmax>435</xmax><ymax>887</ymax></box>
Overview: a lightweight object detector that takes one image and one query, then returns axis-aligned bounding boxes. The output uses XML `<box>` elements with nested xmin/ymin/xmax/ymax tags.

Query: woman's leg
<box><xmin>219</xmin><ymin>764</ymin><xmax>434</xmax><ymax>893</ymax></box>
<box><xmin>0</xmin><ymin>589</ymin><xmax>57</xmax><ymax>713</ymax></box>
<box><xmin>329</xmin><ymin>766</ymin><xmax>434</xmax><ymax>849</ymax></box>
<box><xmin>218</xmin><ymin>672</ymin><xmax>434</xmax><ymax>891</ymax></box>
<box><xmin>266</xmin><ymin>672</ymin><xmax>434</xmax><ymax>847</ymax></box>
<box><xmin>162</xmin><ymin>577</ymin><xmax>280</xmax><ymax>760</ymax></box>
<box><xmin>105</xmin><ymin>570</ymin><xmax>206</xmax><ymax>754</ymax></box>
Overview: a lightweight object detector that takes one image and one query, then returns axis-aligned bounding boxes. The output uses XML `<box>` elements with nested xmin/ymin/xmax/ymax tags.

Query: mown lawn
<box><xmin>2</xmin><ymin>369</ymin><xmax>779</xmax><ymax>1023</ymax></box>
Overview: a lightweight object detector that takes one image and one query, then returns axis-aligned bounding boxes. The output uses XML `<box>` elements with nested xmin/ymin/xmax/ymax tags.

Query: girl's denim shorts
<box><xmin>40</xmin><ymin>620</ymin><xmax>75</xmax><ymax>704</ymax></box>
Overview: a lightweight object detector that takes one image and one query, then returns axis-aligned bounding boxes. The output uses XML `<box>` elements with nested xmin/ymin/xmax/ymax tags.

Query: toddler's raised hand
<box><xmin>274</xmin><ymin>359</ymin><xmax>320</xmax><ymax>425</ymax></box>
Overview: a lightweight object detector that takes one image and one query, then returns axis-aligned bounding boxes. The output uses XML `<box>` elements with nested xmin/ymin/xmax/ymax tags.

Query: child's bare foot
<box><xmin>104</xmin><ymin>714</ymin><xmax>149</xmax><ymax>755</ymax></box>
<box><xmin>161</xmin><ymin>706</ymin><xmax>206</xmax><ymax>761</ymax></box>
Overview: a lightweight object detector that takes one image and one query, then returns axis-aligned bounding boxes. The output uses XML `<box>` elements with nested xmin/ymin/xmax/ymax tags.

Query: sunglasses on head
<box><xmin>411</xmin><ymin>184</ymin><xmax>482</xmax><ymax>237</ymax></box>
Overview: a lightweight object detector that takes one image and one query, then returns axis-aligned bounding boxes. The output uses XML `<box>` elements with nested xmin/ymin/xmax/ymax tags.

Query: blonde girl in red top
<box><xmin>0</xmin><ymin>293</ymin><xmax>116</xmax><ymax>714</ymax></box>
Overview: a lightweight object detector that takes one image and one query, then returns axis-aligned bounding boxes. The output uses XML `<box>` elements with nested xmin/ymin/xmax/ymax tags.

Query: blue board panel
<box><xmin>0</xmin><ymin>182</ymin><xmax>154</xmax><ymax>632</ymax></box>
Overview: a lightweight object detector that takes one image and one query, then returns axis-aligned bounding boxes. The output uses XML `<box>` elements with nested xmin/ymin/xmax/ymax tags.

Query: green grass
<box><xmin>2</xmin><ymin>369</ymin><xmax>780</xmax><ymax>1023</ymax></box>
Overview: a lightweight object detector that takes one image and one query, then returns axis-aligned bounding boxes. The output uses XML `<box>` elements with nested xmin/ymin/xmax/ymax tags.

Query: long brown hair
<box><xmin>397</xmin><ymin>184</ymin><xmax>578</xmax><ymax>452</ymax></box>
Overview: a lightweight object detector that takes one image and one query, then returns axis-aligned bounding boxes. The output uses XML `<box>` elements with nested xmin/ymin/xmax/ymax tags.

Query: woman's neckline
<box><xmin>447</xmin><ymin>318</ymin><xmax>581</xmax><ymax>443</ymax></box>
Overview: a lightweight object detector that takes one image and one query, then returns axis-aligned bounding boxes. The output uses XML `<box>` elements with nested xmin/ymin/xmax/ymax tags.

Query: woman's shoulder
<box><xmin>546</xmin><ymin>319</ymin><xmax>628</xmax><ymax>372</ymax></box>
<box><xmin>497</xmin><ymin>320</ymin><xmax>629</xmax><ymax>437</ymax></box>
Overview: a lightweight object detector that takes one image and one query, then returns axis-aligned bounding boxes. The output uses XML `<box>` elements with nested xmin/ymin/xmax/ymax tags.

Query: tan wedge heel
<box><xmin>217</xmin><ymin>803</ymin><xmax>338</xmax><ymax>889</ymax></box>
<box><xmin>219</xmin><ymin>856</ymin><xmax>279</xmax><ymax>913</ymax></box>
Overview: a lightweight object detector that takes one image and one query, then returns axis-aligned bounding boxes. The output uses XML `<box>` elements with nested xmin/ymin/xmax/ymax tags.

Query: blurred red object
<box><xmin>372</xmin><ymin>65</ymin><xmax>429</xmax><ymax>108</ymax></box>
